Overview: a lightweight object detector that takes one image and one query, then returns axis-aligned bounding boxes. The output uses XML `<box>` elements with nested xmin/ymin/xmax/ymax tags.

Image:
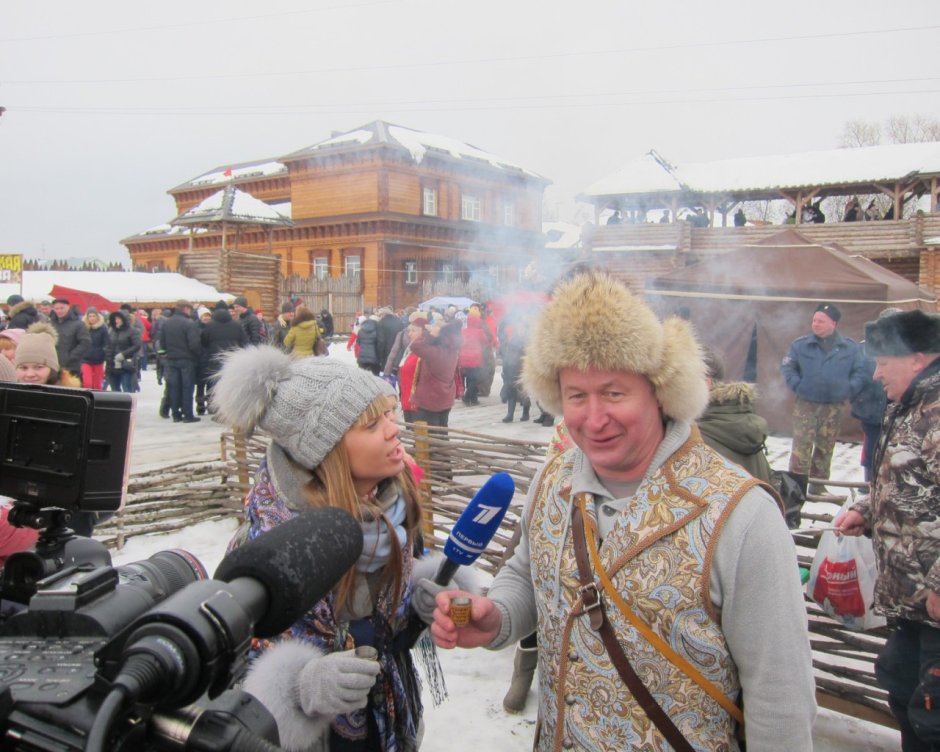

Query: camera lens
<box><xmin>116</xmin><ymin>550</ymin><xmax>208</xmax><ymax>601</ymax></box>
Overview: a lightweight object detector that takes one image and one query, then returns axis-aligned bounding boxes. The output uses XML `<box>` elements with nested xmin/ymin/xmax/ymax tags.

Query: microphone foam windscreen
<box><xmin>214</xmin><ymin>507</ymin><xmax>363</xmax><ymax>637</ymax></box>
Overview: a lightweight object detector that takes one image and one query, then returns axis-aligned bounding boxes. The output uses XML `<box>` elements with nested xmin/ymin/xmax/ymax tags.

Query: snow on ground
<box><xmin>110</xmin><ymin>343</ymin><xmax>900</xmax><ymax>750</ymax></box>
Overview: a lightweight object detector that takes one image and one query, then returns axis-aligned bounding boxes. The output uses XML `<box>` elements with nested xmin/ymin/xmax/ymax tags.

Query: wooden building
<box><xmin>122</xmin><ymin>121</ymin><xmax>550</xmax><ymax>315</ymax></box>
<box><xmin>578</xmin><ymin>142</ymin><xmax>940</xmax><ymax>297</ymax></box>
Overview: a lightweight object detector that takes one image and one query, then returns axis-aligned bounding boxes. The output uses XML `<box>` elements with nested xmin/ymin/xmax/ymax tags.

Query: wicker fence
<box><xmin>100</xmin><ymin>425</ymin><xmax>894</xmax><ymax>729</ymax></box>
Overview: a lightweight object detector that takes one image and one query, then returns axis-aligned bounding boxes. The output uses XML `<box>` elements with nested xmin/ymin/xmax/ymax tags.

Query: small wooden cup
<box><xmin>450</xmin><ymin>596</ymin><xmax>472</xmax><ymax>628</ymax></box>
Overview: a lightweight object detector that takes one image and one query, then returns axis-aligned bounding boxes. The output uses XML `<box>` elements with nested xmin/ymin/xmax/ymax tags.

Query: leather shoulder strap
<box><xmin>571</xmin><ymin>503</ymin><xmax>695</xmax><ymax>752</ymax></box>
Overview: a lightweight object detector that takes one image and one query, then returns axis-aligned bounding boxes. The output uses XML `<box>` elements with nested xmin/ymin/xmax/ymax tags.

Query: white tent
<box><xmin>1</xmin><ymin>271</ymin><xmax>233</xmax><ymax>306</ymax></box>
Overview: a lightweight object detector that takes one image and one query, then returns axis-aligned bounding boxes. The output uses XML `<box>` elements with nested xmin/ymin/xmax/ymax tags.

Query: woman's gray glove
<box><xmin>242</xmin><ymin>642</ymin><xmax>381</xmax><ymax>752</ymax></box>
<box><xmin>410</xmin><ymin>551</ymin><xmax>485</xmax><ymax>624</ymax></box>
<box><xmin>298</xmin><ymin>649</ymin><xmax>380</xmax><ymax>717</ymax></box>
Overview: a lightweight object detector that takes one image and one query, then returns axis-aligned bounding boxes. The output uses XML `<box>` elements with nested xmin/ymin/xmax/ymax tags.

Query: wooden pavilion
<box><xmin>578</xmin><ymin>142</ymin><xmax>940</xmax><ymax>297</ymax></box>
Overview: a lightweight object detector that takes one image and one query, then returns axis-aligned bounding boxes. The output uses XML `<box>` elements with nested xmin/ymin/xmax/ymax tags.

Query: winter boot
<box><xmin>502</xmin><ymin>398</ymin><xmax>516</xmax><ymax>423</ymax></box>
<box><xmin>502</xmin><ymin>645</ymin><xmax>538</xmax><ymax>714</ymax></box>
<box><xmin>519</xmin><ymin>401</ymin><xmax>530</xmax><ymax>422</ymax></box>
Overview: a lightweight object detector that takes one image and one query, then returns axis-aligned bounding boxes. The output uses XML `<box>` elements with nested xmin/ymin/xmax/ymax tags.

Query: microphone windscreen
<box><xmin>214</xmin><ymin>508</ymin><xmax>363</xmax><ymax>638</ymax></box>
<box><xmin>443</xmin><ymin>473</ymin><xmax>514</xmax><ymax>567</ymax></box>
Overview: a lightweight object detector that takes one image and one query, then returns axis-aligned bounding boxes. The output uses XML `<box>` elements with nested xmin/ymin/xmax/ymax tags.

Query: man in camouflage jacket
<box><xmin>837</xmin><ymin>309</ymin><xmax>940</xmax><ymax>752</ymax></box>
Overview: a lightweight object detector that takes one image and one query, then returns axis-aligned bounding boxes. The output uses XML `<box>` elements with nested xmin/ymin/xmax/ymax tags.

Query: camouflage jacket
<box><xmin>854</xmin><ymin>358</ymin><xmax>940</xmax><ymax>623</ymax></box>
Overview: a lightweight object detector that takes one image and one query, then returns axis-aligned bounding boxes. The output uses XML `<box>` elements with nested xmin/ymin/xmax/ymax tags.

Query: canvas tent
<box><xmin>645</xmin><ymin>228</ymin><xmax>937</xmax><ymax>438</ymax></box>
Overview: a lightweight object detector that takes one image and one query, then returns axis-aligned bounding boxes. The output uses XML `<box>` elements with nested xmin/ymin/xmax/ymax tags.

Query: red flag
<box><xmin>223</xmin><ymin>168</ymin><xmax>232</xmax><ymax>177</ymax></box>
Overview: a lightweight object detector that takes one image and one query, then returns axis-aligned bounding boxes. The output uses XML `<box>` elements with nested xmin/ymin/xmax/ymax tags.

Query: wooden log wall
<box><xmin>280</xmin><ymin>273</ymin><xmax>364</xmax><ymax>334</ymax></box>
<box><xmin>99</xmin><ymin>426</ymin><xmax>895</xmax><ymax>729</ymax></box>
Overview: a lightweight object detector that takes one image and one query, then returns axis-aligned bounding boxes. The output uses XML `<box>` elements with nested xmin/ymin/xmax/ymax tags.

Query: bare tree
<box><xmin>886</xmin><ymin>114</ymin><xmax>940</xmax><ymax>144</ymax></box>
<box><xmin>840</xmin><ymin>119</ymin><xmax>881</xmax><ymax>147</ymax></box>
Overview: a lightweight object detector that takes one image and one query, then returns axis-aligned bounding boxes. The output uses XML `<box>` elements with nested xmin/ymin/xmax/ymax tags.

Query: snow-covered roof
<box><xmin>171</xmin><ymin>184</ymin><xmax>292</xmax><ymax>227</ymax></box>
<box><xmin>0</xmin><ymin>271</ymin><xmax>234</xmax><ymax>305</ymax></box>
<box><xmin>171</xmin><ymin>158</ymin><xmax>288</xmax><ymax>193</ymax></box>
<box><xmin>542</xmin><ymin>221</ymin><xmax>583</xmax><ymax>249</ymax></box>
<box><xmin>127</xmin><ymin>223</ymin><xmax>208</xmax><ymax>240</ymax></box>
<box><xmin>583</xmin><ymin>141</ymin><xmax>940</xmax><ymax>199</ymax></box>
<box><xmin>282</xmin><ymin>120</ymin><xmax>549</xmax><ymax>181</ymax></box>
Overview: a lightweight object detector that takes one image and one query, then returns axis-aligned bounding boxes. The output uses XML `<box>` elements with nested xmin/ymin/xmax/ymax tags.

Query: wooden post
<box><xmin>412</xmin><ymin>420</ymin><xmax>435</xmax><ymax>547</ymax></box>
<box><xmin>234</xmin><ymin>428</ymin><xmax>250</xmax><ymax>491</ymax></box>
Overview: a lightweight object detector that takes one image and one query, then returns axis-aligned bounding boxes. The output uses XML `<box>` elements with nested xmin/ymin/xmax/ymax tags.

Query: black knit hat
<box><xmin>865</xmin><ymin>309</ymin><xmax>940</xmax><ymax>357</ymax></box>
<box><xmin>815</xmin><ymin>303</ymin><xmax>841</xmax><ymax>323</ymax></box>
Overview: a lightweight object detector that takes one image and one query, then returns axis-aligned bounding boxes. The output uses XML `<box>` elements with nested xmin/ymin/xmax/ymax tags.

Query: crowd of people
<box><xmin>2</xmin><ymin>271</ymin><xmax>940</xmax><ymax>751</ymax></box>
<box><xmin>0</xmin><ymin>292</ymin><xmax>336</xmax><ymax>424</ymax></box>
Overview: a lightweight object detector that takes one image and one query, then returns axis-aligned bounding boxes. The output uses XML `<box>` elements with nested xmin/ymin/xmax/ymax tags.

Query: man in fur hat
<box><xmin>836</xmin><ymin>309</ymin><xmax>940</xmax><ymax>751</ymax></box>
<box><xmin>425</xmin><ymin>272</ymin><xmax>815</xmax><ymax>751</ymax></box>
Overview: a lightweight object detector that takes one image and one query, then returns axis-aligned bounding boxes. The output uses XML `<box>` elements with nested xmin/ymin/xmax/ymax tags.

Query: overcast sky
<box><xmin>2</xmin><ymin>0</ymin><xmax>939</xmax><ymax>264</ymax></box>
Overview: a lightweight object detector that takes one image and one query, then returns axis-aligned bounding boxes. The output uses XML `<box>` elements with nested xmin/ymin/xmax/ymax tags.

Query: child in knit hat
<box><xmin>14</xmin><ymin>323</ymin><xmax>80</xmax><ymax>387</ymax></box>
<box><xmin>211</xmin><ymin>345</ymin><xmax>465</xmax><ymax>752</ymax></box>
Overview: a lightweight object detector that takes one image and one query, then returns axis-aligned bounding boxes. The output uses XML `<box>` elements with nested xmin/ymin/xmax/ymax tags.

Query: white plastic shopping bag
<box><xmin>808</xmin><ymin>499</ymin><xmax>885</xmax><ymax>631</ymax></box>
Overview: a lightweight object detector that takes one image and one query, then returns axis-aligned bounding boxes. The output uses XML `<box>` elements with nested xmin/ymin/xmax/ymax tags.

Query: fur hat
<box><xmin>15</xmin><ymin>322</ymin><xmax>59</xmax><ymax>371</ymax></box>
<box><xmin>211</xmin><ymin>346</ymin><xmax>394</xmax><ymax>469</ymax></box>
<box><xmin>815</xmin><ymin>303</ymin><xmax>841</xmax><ymax>323</ymax></box>
<box><xmin>521</xmin><ymin>272</ymin><xmax>708</xmax><ymax>422</ymax></box>
<box><xmin>865</xmin><ymin>309</ymin><xmax>940</xmax><ymax>357</ymax></box>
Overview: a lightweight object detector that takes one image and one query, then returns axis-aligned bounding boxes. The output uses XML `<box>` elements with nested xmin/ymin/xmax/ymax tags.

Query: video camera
<box><xmin>0</xmin><ymin>384</ymin><xmax>294</xmax><ymax>750</ymax></box>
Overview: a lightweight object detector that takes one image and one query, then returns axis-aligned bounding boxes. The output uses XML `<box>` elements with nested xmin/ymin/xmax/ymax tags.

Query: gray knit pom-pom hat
<box><xmin>211</xmin><ymin>346</ymin><xmax>394</xmax><ymax>469</ymax></box>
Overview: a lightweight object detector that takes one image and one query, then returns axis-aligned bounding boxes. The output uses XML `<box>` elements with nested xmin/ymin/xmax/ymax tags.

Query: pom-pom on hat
<box><xmin>15</xmin><ymin>322</ymin><xmax>59</xmax><ymax>371</ymax></box>
<box><xmin>865</xmin><ymin>309</ymin><xmax>940</xmax><ymax>357</ymax></box>
<box><xmin>815</xmin><ymin>303</ymin><xmax>841</xmax><ymax>323</ymax></box>
<box><xmin>521</xmin><ymin>271</ymin><xmax>708</xmax><ymax>422</ymax></box>
<box><xmin>211</xmin><ymin>346</ymin><xmax>394</xmax><ymax>469</ymax></box>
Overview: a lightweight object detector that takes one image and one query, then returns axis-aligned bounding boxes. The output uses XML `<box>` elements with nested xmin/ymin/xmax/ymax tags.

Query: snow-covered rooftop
<box><xmin>171</xmin><ymin>158</ymin><xmax>288</xmax><ymax>193</ymax></box>
<box><xmin>0</xmin><ymin>271</ymin><xmax>233</xmax><ymax>305</ymax></box>
<box><xmin>283</xmin><ymin>120</ymin><xmax>549</xmax><ymax>181</ymax></box>
<box><xmin>172</xmin><ymin>184</ymin><xmax>292</xmax><ymax>227</ymax></box>
<box><xmin>583</xmin><ymin>141</ymin><xmax>940</xmax><ymax>199</ymax></box>
<box><xmin>542</xmin><ymin>221</ymin><xmax>583</xmax><ymax>249</ymax></box>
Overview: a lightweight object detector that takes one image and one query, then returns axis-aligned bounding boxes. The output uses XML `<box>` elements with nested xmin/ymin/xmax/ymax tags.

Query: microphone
<box><xmin>100</xmin><ymin>507</ymin><xmax>363</xmax><ymax>710</ymax></box>
<box><xmin>434</xmin><ymin>473</ymin><xmax>515</xmax><ymax>585</ymax></box>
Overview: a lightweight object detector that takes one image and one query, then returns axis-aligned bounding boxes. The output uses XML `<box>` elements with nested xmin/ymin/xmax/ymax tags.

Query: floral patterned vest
<box><xmin>527</xmin><ymin>430</ymin><xmax>760</xmax><ymax>752</ymax></box>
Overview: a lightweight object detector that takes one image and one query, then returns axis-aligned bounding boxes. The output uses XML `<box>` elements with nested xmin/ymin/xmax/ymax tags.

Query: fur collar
<box><xmin>709</xmin><ymin>381</ymin><xmax>758</xmax><ymax>406</ymax></box>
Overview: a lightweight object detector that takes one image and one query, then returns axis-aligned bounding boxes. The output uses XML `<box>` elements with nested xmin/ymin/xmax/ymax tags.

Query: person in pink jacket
<box><xmin>458</xmin><ymin>313</ymin><xmax>488</xmax><ymax>406</ymax></box>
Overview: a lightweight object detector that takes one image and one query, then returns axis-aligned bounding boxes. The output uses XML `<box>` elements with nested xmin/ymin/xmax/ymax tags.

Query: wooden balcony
<box><xmin>583</xmin><ymin>213</ymin><xmax>940</xmax><ymax>294</ymax></box>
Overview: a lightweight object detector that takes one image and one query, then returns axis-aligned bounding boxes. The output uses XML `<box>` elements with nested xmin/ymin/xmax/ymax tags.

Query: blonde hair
<box><xmin>303</xmin><ymin>394</ymin><xmax>421</xmax><ymax>614</ymax></box>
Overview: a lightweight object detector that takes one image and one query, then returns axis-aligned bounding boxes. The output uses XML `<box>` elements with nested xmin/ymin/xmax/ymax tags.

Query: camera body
<box><xmin>0</xmin><ymin>384</ymin><xmax>279</xmax><ymax>750</ymax></box>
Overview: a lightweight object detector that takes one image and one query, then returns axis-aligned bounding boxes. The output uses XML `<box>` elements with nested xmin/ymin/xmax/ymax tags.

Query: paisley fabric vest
<box><xmin>527</xmin><ymin>431</ymin><xmax>758</xmax><ymax>751</ymax></box>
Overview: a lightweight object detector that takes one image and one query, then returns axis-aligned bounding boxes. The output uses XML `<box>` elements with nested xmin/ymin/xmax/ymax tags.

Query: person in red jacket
<box><xmin>458</xmin><ymin>312</ymin><xmax>488</xmax><ymax>406</ymax></box>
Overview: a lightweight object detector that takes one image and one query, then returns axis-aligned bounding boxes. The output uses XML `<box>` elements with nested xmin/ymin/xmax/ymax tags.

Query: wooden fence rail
<box><xmin>98</xmin><ymin>425</ymin><xmax>895</xmax><ymax>729</ymax></box>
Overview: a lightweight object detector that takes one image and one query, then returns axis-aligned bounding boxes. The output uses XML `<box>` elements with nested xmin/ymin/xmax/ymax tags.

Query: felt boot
<box><xmin>502</xmin><ymin>645</ymin><xmax>538</xmax><ymax>714</ymax></box>
<box><xmin>502</xmin><ymin>398</ymin><xmax>516</xmax><ymax>423</ymax></box>
<box><xmin>519</xmin><ymin>402</ymin><xmax>530</xmax><ymax>422</ymax></box>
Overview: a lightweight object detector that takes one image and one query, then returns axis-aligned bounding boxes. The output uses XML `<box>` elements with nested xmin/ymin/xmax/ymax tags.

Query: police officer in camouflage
<box><xmin>781</xmin><ymin>303</ymin><xmax>865</xmax><ymax>494</ymax></box>
<box><xmin>836</xmin><ymin>309</ymin><xmax>940</xmax><ymax>752</ymax></box>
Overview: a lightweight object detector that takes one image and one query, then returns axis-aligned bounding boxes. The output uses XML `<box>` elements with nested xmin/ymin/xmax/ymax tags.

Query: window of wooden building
<box><xmin>440</xmin><ymin>262</ymin><xmax>455</xmax><ymax>284</ymax></box>
<box><xmin>313</xmin><ymin>257</ymin><xmax>329</xmax><ymax>280</ymax></box>
<box><xmin>461</xmin><ymin>194</ymin><xmax>482</xmax><ymax>222</ymax></box>
<box><xmin>344</xmin><ymin>254</ymin><xmax>361</xmax><ymax>277</ymax></box>
<box><xmin>503</xmin><ymin>201</ymin><xmax>515</xmax><ymax>226</ymax></box>
<box><xmin>404</xmin><ymin>260</ymin><xmax>418</xmax><ymax>285</ymax></box>
<box><xmin>422</xmin><ymin>186</ymin><xmax>438</xmax><ymax>217</ymax></box>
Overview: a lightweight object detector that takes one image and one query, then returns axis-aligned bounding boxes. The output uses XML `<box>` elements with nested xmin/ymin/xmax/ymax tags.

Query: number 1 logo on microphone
<box><xmin>472</xmin><ymin>504</ymin><xmax>503</xmax><ymax>524</ymax></box>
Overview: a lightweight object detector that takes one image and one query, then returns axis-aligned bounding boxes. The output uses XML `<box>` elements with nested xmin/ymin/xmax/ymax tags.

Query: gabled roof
<box><xmin>647</xmin><ymin>228</ymin><xmax>936</xmax><ymax>304</ymax></box>
<box><xmin>583</xmin><ymin>141</ymin><xmax>940</xmax><ymax>200</ymax></box>
<box><xmin>170</xmin><ymin>157</ymin><xmax>288</xmax><ymax>194</ymax></box>
<box><xmin>171</xmin><ymin>184</ymin><xmax>292</xmax><ymax>228</ymax></box>
<box><xmin>281</xmin><ymin>120</ymin><xmax>549</xmax><ymax>181</ymax></box>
